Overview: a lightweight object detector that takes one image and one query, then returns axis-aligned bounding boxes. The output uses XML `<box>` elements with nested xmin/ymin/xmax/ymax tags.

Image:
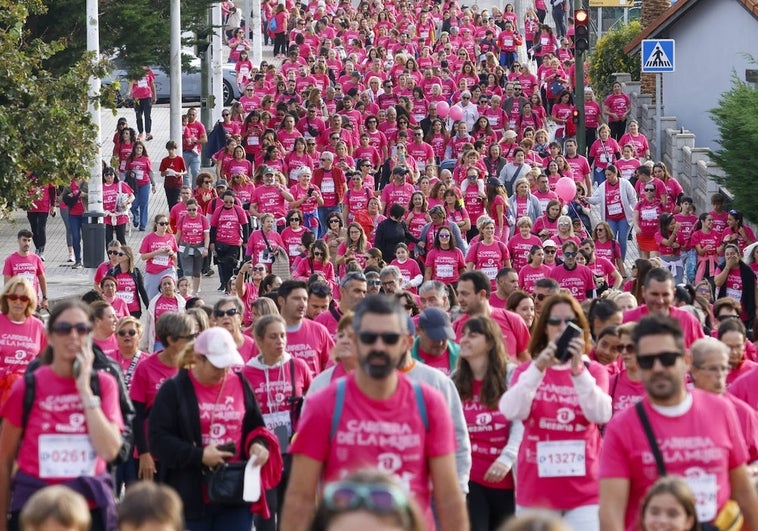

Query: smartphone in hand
<box><xmin>554</xmin><ymin>322</ymin><xmax>583</xmax><ymax>363</ymax></box>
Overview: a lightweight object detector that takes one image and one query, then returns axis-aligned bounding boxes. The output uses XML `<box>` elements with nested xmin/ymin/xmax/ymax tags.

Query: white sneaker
<box><xmin>68</xmin><ymin>253</ymin><xmax>75</xmax><ymax>263</ymax></box>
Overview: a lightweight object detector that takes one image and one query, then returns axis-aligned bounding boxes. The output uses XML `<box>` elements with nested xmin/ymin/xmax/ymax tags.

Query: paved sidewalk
<box><xmin>1</xmin><ymin>106</ymin><xmax>225</xmax><ymax>306</ymax></box>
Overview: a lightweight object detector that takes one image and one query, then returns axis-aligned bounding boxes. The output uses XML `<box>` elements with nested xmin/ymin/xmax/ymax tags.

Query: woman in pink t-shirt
<box><xmin>424</xmin><ymin>226</ymin><xmax>466</xmax><ymax>285</ymax></box>
<box><xmin>0</xmin><ymin>278</ymin><xmax>46</xmax><ymax>408</ymax></box>
<box><xmin>454</xmin><ymin>316</ymin><xmax>520</xmax><ymax>530</ymax></box>
<box><xmin>139</xmin><ymin>214</ymin><xmax>178</xmax><ymax>299</ymax></box>
<box><xmin>608</xmin><ymin>324</ymin><xmax>645</xmax><ymax>416</ymax></box>
<box><xmin>92</xmin><ymin>301</ymin><xmax>119</xmax><ymax>360</ymax></box>
<box><xmin>0</xmin><ymin>300</ymin><xmax>123</xmax><ymax>525</ymax></box>
<box><xmin>143</xmin><ymin>275</ymin><xmax>186</xmax><ymax>353</ymax></box>
<box><xmin>499</xmin><ymin>294</ymin><xmax>611</xmax><ymax>530</ymax></box>
<box><xmin>518</xmin><ymin>245</ymin><xmax>553</xmax><ymax>294</ymax></box>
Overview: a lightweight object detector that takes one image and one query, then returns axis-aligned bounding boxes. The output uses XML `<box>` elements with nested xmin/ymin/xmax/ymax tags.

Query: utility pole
<box><xmin>170</xmin><ymin>0</ymin><xmax>182</xmax><ymax>151</ymax></box>
<box><xmin>86</xmin><ymin>0</ymin><xmax>102</xmax><ymax>215</ymax></box>
<box><xmin>573</xmin><ymin>8</ymin><xmax>590</xmax><ymax>156</ymax></box>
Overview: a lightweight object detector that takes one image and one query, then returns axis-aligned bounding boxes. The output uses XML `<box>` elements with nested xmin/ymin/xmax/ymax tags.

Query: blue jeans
<box><xmin>60</xmin><ymin>207</ymin><xmax>73</xmax><ymax>247</ymax></box>
<box><xmin>593</xmin><ymin>167</ymin><xmax>607</xmax><ymax>187</ymax></box>
<box><xmin>683</xmin><ymin>248</ymin><xmax>697</xmax><ymax>283</ymax></box>
<box><xmin>607</xmin><ymin>217</ymin><xmax>630</xmax><ymax>262</ymax></box>
<box><xmin>69</xmin><ymin>214</ymin><xmax>83</xmax><ymax>262</ymax></box>
<box><xmin>131</xmin><ymin>184</ymin><xmax>150</xmax><ymax>230</ymax></box>
<box><xmin>183</xmin><ymin>150</ymin><xmax>201</xmax><ymax>187</ymax></box>
<box><xmin>186</xmin><ymin>503</ymin><xmax>253</xmax><ymax>531</ymax></box>
<box><xmin>317</xmin><ymin>205</ymin><xmax>341</xmax><ymax>239</ymax></box>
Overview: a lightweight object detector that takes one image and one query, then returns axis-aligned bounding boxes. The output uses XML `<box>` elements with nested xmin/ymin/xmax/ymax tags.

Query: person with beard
<box><xmin>282</xmin><ymin>295</ymin><xmax>468</xmax><ymax>531</ymax></box>
<box><xmin>599</xmin><ymin>316</ymin><xmax>758</xmax><ymax>531</ymax></box>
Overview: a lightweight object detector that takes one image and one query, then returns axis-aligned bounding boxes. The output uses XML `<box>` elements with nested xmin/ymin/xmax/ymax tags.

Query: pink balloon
<box><xmin>449</xmin><ymin>105</ymin><xmax>464</xmax><ymax>121</ymax></box>
<box><xmin>555</xmin><ymin>177</ymin><xmax>577</xmax><ymax>203</ymax></box>
<box><xmin>436</xmin><ymin>101</ymin><xmax>450</xmax><ymax>118</ymax></box>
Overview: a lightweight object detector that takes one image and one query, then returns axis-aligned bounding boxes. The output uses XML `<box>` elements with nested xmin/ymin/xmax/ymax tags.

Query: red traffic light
<box><xmin>575</xmin><ymin>9</ymin><xmax>589</xmax><ymax>24</ymax></box>
<box><xmin>574</xmin><ymin>9</ymin><xmax>590</xmax><ymax>53</ymax></box>
<box><xmin>572</xmin><ymin>109</ymin><xmax>581</xmax><ymax>124</ymax></box>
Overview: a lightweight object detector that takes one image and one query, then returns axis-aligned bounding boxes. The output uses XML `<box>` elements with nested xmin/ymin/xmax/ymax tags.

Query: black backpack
<box><xmin>22</xmin><ymin>345</ymin><xmax>135</xmax><ymax>466</ymax></box>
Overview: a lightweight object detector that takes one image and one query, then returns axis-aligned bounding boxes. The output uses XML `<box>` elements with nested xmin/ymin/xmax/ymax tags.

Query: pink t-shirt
<box><xmin>729</xmin><ymin>367</ymin><xmax>758</xmax><ymax>411</ymax></box>
<box><xmin>0</xmin><ymin>314</ymin><xmax>46</xmax><ymax>381</ymax></box>
<box><xmin>622</xmin><ymin>306</ymin><xmax>704</xmax><ymax>349</ymax></box>
<box><xmin>608</xmin><ymin>370</ymin><xmax>645</xmax><ymax>416</ymax></box>
<box><xmin>1</xmin><ymin>366</ymin><xmax>122</xmax><ymax>480</ymax></box>
<box><xmin>3</xmin><ymin>253</ymin><xmax>44</xmax><ymax>294</ymax></box>
<box><xmin>177</xmin><ymin>213</ymin><xmax>210</xmax><ymax>246</ymax></box>
<box><xmin>241</xmin><ymin>357</ymin><xmax>312</xmax><ymax>416</ymax></box>
<box><xmin>454</xmin><ymin>309</ymin><xmax>531</xmax><ymax>362</ymax></box>
<box><xmin>464</xmin><ymin>380</ymin><xmax>514</xmax><ymax>488</ymax></box>
<box><xmin>508</xmin><ymin>234</ymin><xmax>543</xmax><ymax>272</ymax></box>
<box><xmin>211</xmin><ymin>205</ymin><xmax>248</xmax><ymax>246</ymax></box>
<box><xmin>549</xmin><ymin>264</ymin><xmax>595</xmax><ymax>302</ymax></box>
<box><xmin>252</xmin><ymin>185</ymin><xmax>288</xmax><ymax>219</ymax></box>
<box><xmin>391</xmin><ymin>259</ymin><xmax>423</xmax><ymax>293</ymax></box>
<box><xmin>139</xmin><ymin>233</ymin><xmax>178</xmax><ymax>275</ymax></box>
<box><xmin>129</xmin><ymin>353</ymin><xmax>178</xmax><ymax>409</ymax></box>
<box><xmin>517</xmin><ymin>263</ymin><xmax>553</xmax><ymax>294</ymax></box>
<box><xmin>509</xmin><ymin>361</ymin><xmax>609</xmax><ymax>509</ymax></box>
<box><xmin>93</xmin><ymin>335</ymin><xmax>118</xmax><ymax>359</ymax></box>
<box><xmin>190</xmin><ymin>371</ymin><xmax>245</xmax><ymax>454</ymax></box>
<box><xmin>600</xmin><ymin>391</ymin><xmax>748</xmax><ymax>530</ymax></box>
<box><xmin>465</xmin><ymin>241</ymin><xmax>510</xmax><ymax>288</ymax></box>
<box><xmin>290</xmin><ymin>374</ymin><xmax>456</xmax><ymax>530</ymax></box>
<box><xmin>285</xmin><ymin>320</ymin><xmax>334</xmax><ymax>376</ymax></box>
<box><xmin>425</xmin><ymin>248</ymin><xmax>466</xmax><ymax>283</ymax></box>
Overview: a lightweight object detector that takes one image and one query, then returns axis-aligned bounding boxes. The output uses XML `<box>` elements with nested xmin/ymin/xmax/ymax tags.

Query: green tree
<box><xmin>0</xmin><ymin>0</ymin><xmax>105</xmax><ymax>214</ymax></box>
<box><xmin>27</xmin><ymin>0</ymin><xmax>218</xmax><ymax>78</ymax></box>
<box><xmin>588</xmin><ymin>21</ymin><xmax>642</xmax><ymax>98</ymax></box>
<box><xmin>709</xmin><ymin>73</ymin><xmax>758</xmax><ymax>223</ymax></box>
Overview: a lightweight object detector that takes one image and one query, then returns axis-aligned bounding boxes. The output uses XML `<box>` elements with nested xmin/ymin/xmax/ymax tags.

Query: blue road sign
<box><xmin>641</xmin><ymin>39</ymin><xmax>675</xmax><ymax>73</ymax></box>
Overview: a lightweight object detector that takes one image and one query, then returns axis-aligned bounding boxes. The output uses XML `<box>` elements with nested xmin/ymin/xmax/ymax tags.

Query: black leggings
<box><xmin>26</xmin><ymin>212</ymin><xmax>49</xmax><ymax>251</ymax></box>
<box><xmin>467</xmin><ymin>481</ymin><xmax>515</xmax><ymax>531</ymax></box>
<box><xmin>273</xmin><ymin>32</ymin><xmax>287</xmax><ymax>56</ymax></box>
<box><xmin>609</xmin><ymin>120</ymin><xmax>627</xmax><ymax>142</ymax></box>
<box><xmin>106</xmin><ymin>223</ymin><xmax>127</xmax><ymax>246</ymax></box>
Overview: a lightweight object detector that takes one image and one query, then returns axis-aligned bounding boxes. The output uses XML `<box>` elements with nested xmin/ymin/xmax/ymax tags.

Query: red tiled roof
<box><xmin>625</xmin><ymin>0</ymin><xmax>758</xmax><ymax>54</ymax></box>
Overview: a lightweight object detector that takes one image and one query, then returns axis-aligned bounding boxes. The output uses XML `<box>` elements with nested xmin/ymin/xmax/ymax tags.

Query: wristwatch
<box><xmin>82</xmin><ymin>396</ymin><xmax>101</xmax><ymax>410</ymax></box>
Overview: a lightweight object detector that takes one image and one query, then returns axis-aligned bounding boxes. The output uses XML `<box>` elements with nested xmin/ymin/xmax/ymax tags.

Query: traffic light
<box><xmin>572</xmin><ymin>108</ymin><xmax>581</xmax><ymax>124</ymax></box>
<box><xmin>574</xmin><ymin>9</ymin><xmax>590</xmax><ymax>54</ymax></box>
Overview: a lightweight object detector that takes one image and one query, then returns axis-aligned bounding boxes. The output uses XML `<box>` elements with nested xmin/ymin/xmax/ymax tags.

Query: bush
<box><xmin>588</xmin><ymin>21</ymin><xmax>642</xmax><ymax>98</ymax></box>
<box><xmin>709</xmin><ymin>73</ymin><xmax>758</xmax><ymax>223</ymax></box>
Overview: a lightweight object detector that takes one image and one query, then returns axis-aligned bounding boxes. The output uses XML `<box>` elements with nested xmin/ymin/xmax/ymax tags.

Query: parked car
<box><xmin>104</xmin><ymin>57</ymin><xmax>242</xmax><ymax>107</ymax></box>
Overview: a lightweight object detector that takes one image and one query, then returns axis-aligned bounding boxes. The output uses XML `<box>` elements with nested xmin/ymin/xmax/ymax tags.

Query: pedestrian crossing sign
<box><xmin>641</xmin><ymin>39</ymin><xmax>675</xmax><ymax>73</ymax></box>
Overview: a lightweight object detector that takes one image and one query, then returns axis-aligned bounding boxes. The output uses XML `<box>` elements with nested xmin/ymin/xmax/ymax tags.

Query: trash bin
<box><xmin>82</xmin><ymin>211</ymin><xmax>106</xmax><ymax>268</ymax></box>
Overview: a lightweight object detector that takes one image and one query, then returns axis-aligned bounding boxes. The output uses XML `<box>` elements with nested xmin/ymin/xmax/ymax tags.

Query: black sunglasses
<box><xmin>51</xmin><ymin>322</ymin><xmax>93</xmax><ymax>336</ymax></box>
<box><xmin>118</xmin><ymin>329</ymin><xmax>138</xmax><ymax>337</ymax></box>
<box><xmin>214</xmin><ymin>308</ymin><xmax>240</xmax><ymax>318</ymax></box>
<box><xmin>636</xmin><ymin>351</ymin><xmax>682</xmax><ymax>370</ymax></box>
<box><xmin>546</xmin><ymin>317</ymin><xmax>578</xmax><ymax>326</ymax></box>
<box><xmin>357</xmin><ymin>331</ymin><xmax>402</xmax><ymax>345</ymax></box>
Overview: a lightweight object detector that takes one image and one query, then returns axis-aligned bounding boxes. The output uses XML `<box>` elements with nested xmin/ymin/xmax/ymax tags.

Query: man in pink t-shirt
<box><xmin>453</xmin><ymin>271</ymin><xmax>531</xmax><ymax>362</ymax></box>
<box><xmin>314</xmin><ymin>271</ymin><xmax>367</xmax><ymax>338</ymax></box>
<box><xmin>3</xmin><ymin>229</ymin><xmax>48</xmax><ymax>310</ymax></box>
<box><xmin>599</xmin><ymin>316</ymin><xmax>758</xmax><ymax>531</ymax></box>
<box><xmin>277</xmin><ymin>280</ymin><xmax>334</xmax><ymax>376</ymax></box>
<box><xmin>622</xmin><ymin>267</ymin><xmax>704</xmax><ymax>349</ymax></box>
<box><xmin>282</xmin><ymin>295</ymin><xmax>467</xmax><ymax>531</ymax></box>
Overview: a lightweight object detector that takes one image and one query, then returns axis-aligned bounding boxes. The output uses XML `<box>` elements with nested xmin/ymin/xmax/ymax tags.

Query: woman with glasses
<box><xmin>221</xmin><ymin>145</ymin><xmax>253</xmax><ymax>183</ymax></box>
<box><xmin>423</xmin><ymin>225</ymin><xmax>466</xmax><ymax>285</ymax></box>
<box><xmin>247</xmin><ymin>212</ymin><xmax>285</xmax><ymax>269</ymax></box>
<box><xmin>235</xmin><ymin>262</ymin><xmax>269</xmax><ymax>324</ymax></box>
<box><xmin>632</xmin><ymin>181</ymin><xmax>664</xmax><ymax>259</ymax></box>
<box><xmin>108</xmin><ymin>246</ymin><xmax>149</xmax><ymax>319</ymax></box>
<box><xmin>281</xmin><ymin>209</ymin><xmax>311</xmax><ymax>263</ymax></box>
<box><xmin>500</xmin><ymin>294</ymin><xmax>611</xmax><ymax>531</ymax></box>
<box><xmin>289</xmin><ymin>167</ymin><xmax>323</xmax><ymax>232</ymax></box>
<box><xmin>175</xmin><ymin>199</ymin><xmax>210</xmax><ymax>295</ymax></box>
<box><xmin>193</xmin><ymin>172</ymin><xmax>218</xmax><ymax>215</ymax></box>
<box><xmin>139</xmin><ymin>214</ymin><xmax>178</xmax><ymax>299</ymax></box>
<box><xmin>130</xmin><ymin>312</ymin><xmax>196</xmax><ymax>483</ymax></box>
<box><xmin>608</xmin><ymin>323</ymin><xmax>644</xmax><ymax>416</ymax></box>
<box><xmin>336</xmin><ymin>223</ymin><xmax>368</xmax><ymax>274</ymax></box>
<box><xmin>588</xmin><ymin>124</ymin><xmax>621</xmax><ymax>187</ymax></box>
<box><xmin>211</xmin><ymin>190</ymin><xmax>250</xmax><ymax>293</ymax></box>
<box><xmin>227</xmin><ymin>27</ymin><xmax>251</xmax><ymax>62</ymax></box>
<box><xmin>94</xmin><ymin>239</ymin><xmax>123</xmax><ymax>290</ymax></box>
<box><xmin>0</xmin><ymin>300</ymin><xmax>123</xmax><ymax>531</ymax></box>
<box><xmin>308</xmin><ymin>469</ymin><xmax>426</xmax><ymax>531</ymax></box>
<box><xmin>294</xmin><ymin>241</ymin><xmax>336</xmax><ymax>291</ymax></box>
<box><xmin>0</xmin><ymin>278</ymin><xmax>45</xmax><ymax>407</ymax></box>
<box><xmin>323</xmin><ymin>214</ymin><xmax>347</xmax><ymax>266</ymax></box>
<box><xmin>454</xmin><ymin>316</ymin><xmax>520</xmax><ymax>530</ymax></box>
<box><xmin>213</xmin><ymin>296</ymin><xmax>256</xmax><ymax>362</ymax></box>
<box><xmin>149</xmin><ymin>327</ymin><xmax>275</xmax><ymax>531</ymax></box>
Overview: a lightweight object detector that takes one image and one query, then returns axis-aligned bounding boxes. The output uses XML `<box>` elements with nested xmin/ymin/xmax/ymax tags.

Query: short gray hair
<box><xmin>352</xmin><ymin>295</ymin><xmax>408</xmax><ymax>334</ymax></box>
<box><xmin>691</xmin><ymin>337</ymin><xmax>729</xmax><ymax>367</ymax></box>
<box><xmin>379</xmin><ymin>265</ymin><xmax>401</xmax><ymax>280</ymax></box>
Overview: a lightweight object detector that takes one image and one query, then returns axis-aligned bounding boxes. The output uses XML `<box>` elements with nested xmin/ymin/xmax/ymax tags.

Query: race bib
<box><xmin>600</xmin><ymin>153</ymin><xmax>610</xmax><ymax>163</ymax></box>
<box><xmin>437</xmin><ymin>264</ymin><xmax>454</xmax><ymax>278</ymax></box>
<box><xmin>116</xmin><ymin>290</ymin><xmax>134</xmax><ymax>304</ymax></box>
<box><xmin>239</xmin><ymin>66</ymin><xmax>250</xmax><ymax>77</ymax></box>
<box><xmin>641</xmin><ymin>208</ymin><xmax>657</xmax><ymax>221</ymax></box>
<box><xmin>726</xmin><ymin>287</ymin><xmax>742</xmax><ymax>301</ymax></box>
<box><xmin>263</xmin><ymin>411</ymin><xmax>290</xmax><ymax>431</ymax></box>
<box><xmin>607</xmin><ymin>202</ymin><xmax>622</xmax><ymax>216</ymax></box>
<box><xmin>137</xmin><ymin>79</ymin><xmax>149</xmax><ymax>88</ymax></box>
<box><xmin>504</xmin><ymin>37</ymin><xmax>513</xmax><ymax>47</ymax></box>
<box><xmin>38</xmin><ymin>434</ymin><xmax>97</xmax><ymax>479</ymax></box>
<box><xmin>482</xmin><ymin>267</ymin><xmax>498</xmax><ymax>280</ymax></box>
<box><xmin>322</xmin><ymin>180</ymin><xmax>335</xmax><ymax>193</ymax></box>
<box><xmin>152</xmin><ymin>253</ymin><xmax>170</xmax><ymax>267</ymax></box>
<box><xmin>247</xmin><ymin>136</ymin><xmax>259</xmax><ymax>146</ymax></box>
<box><xmin>489</xmin><ymin>116</ymin><xmax>499</xmax><ymax>126</ymax></box>
<box><xmin>20</xmin><ymin>272</ymin><xmax>36</xmax><ymax>285</ymax></box>
<box><xmin>536</xmin><ymin>440</ymin><xmax>586</xmax><ymax>477</ymax></box>
<box><xmin>289</xmin><ymin>244</ymin><xmax>300</xmax><ymax>257</ymax></box>
<box><xmin>258</xmin><ymin>250</ymin><xmax>273</xmax><ymax>264</ymax></box>
<box><xmin>685</xmin><ymin>474</ymin><xmax>718</xmax><ymax>522</ymax></box>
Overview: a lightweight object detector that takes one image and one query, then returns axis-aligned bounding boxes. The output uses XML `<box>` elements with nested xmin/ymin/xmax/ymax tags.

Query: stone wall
<box><xmin>611</xmin><ymin>72</ymin><xmax>730</xmax><ymax>216</ymax></box>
